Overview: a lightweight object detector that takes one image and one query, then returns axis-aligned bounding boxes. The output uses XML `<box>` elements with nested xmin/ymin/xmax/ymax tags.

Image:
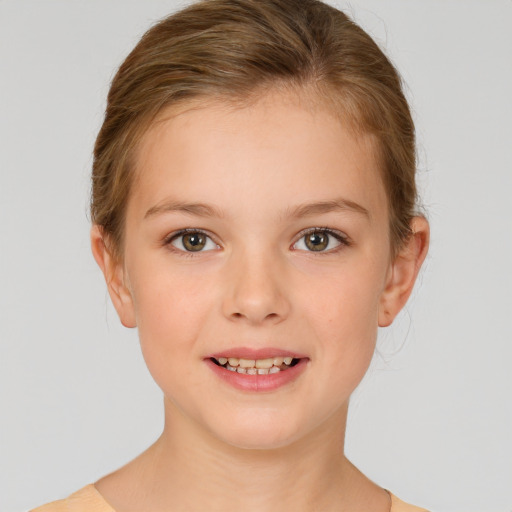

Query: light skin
<box><xmin>91</xmin><ymin>89</ymin><xmax>429</xmax><ymax>512</ymax></box>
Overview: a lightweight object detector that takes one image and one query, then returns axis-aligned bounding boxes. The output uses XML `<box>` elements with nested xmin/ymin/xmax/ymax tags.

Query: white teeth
<box><xmin>239</xmin><ymin>358</ymin><xmax>256</xmax><ymax>368</ymax></box>
<box><xmin>228</xmin><ymin>358</ymin><xmax>240</xmax><ymax>367</ymax></box>
<box><xmin>255</xmin><ymin>358</ymin><xmax>274</xmax><ymax>369</ymax></box>
<box><xmin>269</xmin><ymin>366</ymin><xmax>281</xmax><ymax>374</ymax></box>
<box><xmin>246</xmin><ymin>368</ymin><xmax>257</xmax><ymax>375</ymax></box>
<box><xmin>283</xmin><ymin>357</ymin><xmax>293</xmax><ymax>365</ymax></box>
<box><xmin>257</xmin><ymin>368</ymin><xmax>270</xmax><ymax>375</ymax></box>
<box><xmin>273</xmin><ymin>357</ymin><xmax>284</xmax><ymax>366</ymax></box>
<box><xmin>218</xmin><ymin>357</ymin><xmax>228</xmax><ymax>365</ymax></box>
<box><xmin>226</xmin><ymin>364</ymin><xmax>236</xmax><ymax>372</ymax></box>
<box><xmin>236</xmin><ymin>367</ymin><xmax>247</xmax><ymax>374</ymax></box>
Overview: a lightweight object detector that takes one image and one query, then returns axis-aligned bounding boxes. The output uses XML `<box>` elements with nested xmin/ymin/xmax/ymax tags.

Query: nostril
<box><xmin>230</xmin><ymin>311</ymin><xmax>278</xmax><ymax>320</ymax></box>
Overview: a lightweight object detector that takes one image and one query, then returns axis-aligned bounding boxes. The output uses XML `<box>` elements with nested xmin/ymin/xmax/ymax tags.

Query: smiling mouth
<box><xmin>210</xmin><ymin>356</ymin><xmax>301</xmax><ymax>375</ymax></box>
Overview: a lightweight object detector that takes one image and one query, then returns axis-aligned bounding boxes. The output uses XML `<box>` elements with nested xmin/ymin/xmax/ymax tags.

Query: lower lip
<box><xmin>205</xmin><ymin>358</ymin><xmax>308</xmax><ymax>392</ymax></box>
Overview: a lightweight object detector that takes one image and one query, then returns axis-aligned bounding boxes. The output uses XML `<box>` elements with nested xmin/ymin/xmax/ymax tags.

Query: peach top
<box><xmin>30</xmin><ymin>484</ymin><xmax>429</xmax><ymax>511</ymax></box>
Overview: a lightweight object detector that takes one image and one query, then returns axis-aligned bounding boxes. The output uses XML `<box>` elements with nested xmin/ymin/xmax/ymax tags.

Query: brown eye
<box><xmin>293</xmin><ymin>229</ymin><xmax>346</xmax><ymax>253</ymax></box>
<box><xmin>170</xmin><ymin>231</ymin><xmax>217</xmax><ymax>253</ymax></box>
<box><xmin>305</xmin><ymin>231</ymin><xmax>329</xmax><ymax>251</ymax></box>
<box><xmin>183</xmin><ymin>232</ymin><xmax>206</xmax><ymax>251</ymax></box>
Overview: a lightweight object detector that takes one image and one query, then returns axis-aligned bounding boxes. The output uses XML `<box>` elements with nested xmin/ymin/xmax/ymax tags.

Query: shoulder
<box><xmin>390</xmin><ymin>492</ymin><xmax>430</xmax><ymax>512</ymax></box>
<box><xmin>29</xmin><ymin>499</ymin><xmax>67</xmax><ymax>512</ymax></box>
<box><xmin>30</xmin><ymin>484</ymin><xmax>115</xmax><ymax>512</ymax></box>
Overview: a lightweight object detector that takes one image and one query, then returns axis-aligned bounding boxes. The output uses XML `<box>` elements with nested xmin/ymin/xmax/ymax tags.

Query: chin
<box><xmin>209</xmin><ymin>412</ymin><xmax>308</xmax><ymax>451</ymax></box>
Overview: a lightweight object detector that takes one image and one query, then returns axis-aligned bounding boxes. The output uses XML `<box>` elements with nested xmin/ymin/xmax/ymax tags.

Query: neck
<box><xmin>96</xmin><ymin>398</ymin><xmax>389</xmax><ymax>512</ymax></box>
<box><xmin>161</xmin><ymin>398</ymin><xmax>349</xmax><ymax>510</ymax></box>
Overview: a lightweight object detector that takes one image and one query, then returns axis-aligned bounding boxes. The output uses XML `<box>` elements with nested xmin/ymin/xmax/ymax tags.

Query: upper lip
<box><xmin>208</xmin><ymin>347</ymin><xmax>308</xmax><ymax>360</ymax></box>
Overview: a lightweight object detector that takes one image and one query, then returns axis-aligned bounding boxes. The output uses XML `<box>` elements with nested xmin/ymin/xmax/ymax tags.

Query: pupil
<box><xmin>184</xmin><ymin>233</ymin><xmax>205</xmax><ymax>251</ymax></box>
<box><xmin>306</xmin><ymin>232</ymin><xmax>328</xmax><ymax>251</ymax></box>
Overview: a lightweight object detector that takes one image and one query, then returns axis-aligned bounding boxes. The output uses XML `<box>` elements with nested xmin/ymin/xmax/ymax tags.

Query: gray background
<box><xmin>1</xmin><ymin>1</ymin><xmax>511</xmax><ymax>511</ymax></box>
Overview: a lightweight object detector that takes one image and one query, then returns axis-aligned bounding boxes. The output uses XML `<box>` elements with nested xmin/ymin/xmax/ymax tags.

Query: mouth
<box><xmin>206</xmin><ymin>349</ymin><xmax>308</xmax><ymax>391</ymax></box>
<box><xmin>210</xmin><ymin>356</ymin><xmax>301</xmax><ymax>375</ymax></box>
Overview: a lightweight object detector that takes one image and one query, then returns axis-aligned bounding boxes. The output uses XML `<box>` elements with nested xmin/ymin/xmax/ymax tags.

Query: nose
<box><xmin>221</xmin><ymin>249</ymin><xmax>291</xmax><ymax>326</ymax></box>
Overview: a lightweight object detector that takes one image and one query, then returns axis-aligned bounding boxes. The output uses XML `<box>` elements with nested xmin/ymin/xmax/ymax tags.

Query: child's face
<box><xmin>110</xmin><ymin>91</ymin><xmax>398</xmax><ymax>449</ymax></box>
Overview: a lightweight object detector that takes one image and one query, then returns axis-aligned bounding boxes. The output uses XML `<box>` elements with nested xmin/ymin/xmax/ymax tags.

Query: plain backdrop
<box><xmin>1</xmin><ymin>1</ymin><xmax>511</xmax><ymax>511</ymax></box>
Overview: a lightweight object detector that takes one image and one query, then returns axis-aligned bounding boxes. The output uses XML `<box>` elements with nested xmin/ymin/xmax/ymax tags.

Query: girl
<box><xmin>32</xmin><ymin>0</ymin><xmax>430</xmax><ymax>510</ymax></box>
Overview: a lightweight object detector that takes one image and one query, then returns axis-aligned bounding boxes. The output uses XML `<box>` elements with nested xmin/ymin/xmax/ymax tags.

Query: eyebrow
<box><xmin>144</xmin><ymin>200</ymin><xmax>225</xmax><ymax>219</ymax></box>
<box><xmin>144</xmin><ymin>197</ymin><xmax>370</xmax><ymax>220</ymax></box>
<box><xmin>284</xmin><ymin>198</ymin><xmax>371</xmax><ymax>220</ymax></box>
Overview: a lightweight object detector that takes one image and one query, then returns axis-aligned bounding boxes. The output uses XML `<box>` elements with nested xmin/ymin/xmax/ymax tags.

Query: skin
<box><xmin>91</xmin><ymin>89</ymin><xmax>429</xmax><ymax>512</ymax></box>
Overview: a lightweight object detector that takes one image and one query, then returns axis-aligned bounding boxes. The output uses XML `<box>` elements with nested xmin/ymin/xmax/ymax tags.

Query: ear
<box><xmin>90</xmin><ymin>225</ymin><xmax>137</xmax><ymax>328</ymax></box>
<box><xmin>378</xmin><ymin>217</ymin><xmax>429</xmax><ymax>327</ymax></box>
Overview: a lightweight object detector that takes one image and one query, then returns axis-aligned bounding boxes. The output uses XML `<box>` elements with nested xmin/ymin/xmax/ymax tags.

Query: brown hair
<box><xmin>91</xmin><ymin>0</ymin><xmax>418</xmax><ymax>260</ymax></box>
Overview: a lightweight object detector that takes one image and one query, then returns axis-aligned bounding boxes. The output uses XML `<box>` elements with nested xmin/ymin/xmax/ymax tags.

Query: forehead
<box><xmin>129</xmin><ymin>90</ymin><xmax>388</xmax><ymax>222</ymax></box>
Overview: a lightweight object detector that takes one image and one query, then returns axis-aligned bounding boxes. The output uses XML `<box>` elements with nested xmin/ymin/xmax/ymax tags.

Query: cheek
<box><xmin>127</xmin><ymin>260</ymin><xmax>216</xmax><ymax>384</ymax></box>
<box><xmin>300</xmin><ymin>259</ymin><xmax>385</xmax><ymax>387</ymax></box>
<box><xmin>304</xmin><ymin>258</ymin><xmax>385</xmax><ymax>335</ymax></box>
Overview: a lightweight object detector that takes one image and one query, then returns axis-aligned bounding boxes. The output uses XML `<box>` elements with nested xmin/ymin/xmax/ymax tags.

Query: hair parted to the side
<box><xmin>91</xmin><ymin>0</ymin><xmax>418</xmax><ymax>261</ymax></box>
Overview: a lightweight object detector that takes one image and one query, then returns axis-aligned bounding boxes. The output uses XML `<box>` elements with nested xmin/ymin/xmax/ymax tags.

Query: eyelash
<box><xmin>292</xmin><ymin>227</ymin><xmax>350</xmax><ymax>254</ymax></box>
<box><xmin>163</xmin><ymin>228</ymin><xmax>218</xmax><ymax>258</ymax></box>
<box><xmin>163</xmin><ymin>227</ymin><xmax>350</xmax><ymax>256</ymax></box>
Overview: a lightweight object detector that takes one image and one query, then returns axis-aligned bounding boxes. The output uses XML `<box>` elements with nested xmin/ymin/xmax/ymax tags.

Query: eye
<box><xmin>293</xmin><ymin>228</ymin><xmax>348</xmax><ymax>253</ymax></box>
<box><xmin>168</xmin><ymin>230</ymin><xmax>218</xmax><ymax>252</ymax></box>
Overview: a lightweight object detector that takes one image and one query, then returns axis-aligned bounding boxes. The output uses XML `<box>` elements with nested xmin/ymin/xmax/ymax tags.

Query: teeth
<box><xmin>239</xmin><ymin>358</ymin><xmax>256</xmax><ymax>368</ymax></box>
<box><xmin>255</xmin><ymin>358</ymin><xmax>274</xmax><ymax>369</ymax></box>
<box><xmin>216</xmin><ymin>355</ymin><xmax>298</xmax><ymax>374</ymax></box>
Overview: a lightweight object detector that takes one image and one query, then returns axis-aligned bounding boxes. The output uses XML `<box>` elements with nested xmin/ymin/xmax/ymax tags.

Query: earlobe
<box><xmin>378</xmin><ymin>217</ymin><xmax>429</xmax><ymax>327</ymax></box>
<box><xmin>90</xmin><ymin>225</ymin><xmax>137</xmax><ymax>328</ymax></box>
